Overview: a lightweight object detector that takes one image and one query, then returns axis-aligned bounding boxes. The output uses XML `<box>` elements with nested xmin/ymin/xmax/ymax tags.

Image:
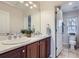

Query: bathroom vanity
<box><xmin>0</xmin><ymin>35</ymin><xmax>51</xmax><ymax>58</ymax></box>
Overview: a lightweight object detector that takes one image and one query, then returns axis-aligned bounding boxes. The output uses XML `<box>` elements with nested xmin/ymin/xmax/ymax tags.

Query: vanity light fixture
<box><xmin>24</xmin><ymin>1</ymin><xmax>37</xmax><ymax>9</ymax></box>
<box><xmin>29</xmin><ymin>1</ymin><xmax>33</xmax><ymax>4</ymax></box>
<box><xmin>33</xmin><ymin>4</ymin><xmax>37</xmax><ymax>8</ymax></box>
<box><xmin>25</xmin><ymin>3</ymin><xmax>29</xmax><ymax>7</ymax></box>
<box><xmin>57</xmin><ymin>8</ymin><xmax>59</xmax><ymax>11</ymax></box>
<box><xmin>68</xmin><ymin>2</ymin><xmax>72</xmax><ymax>5</ymax></box>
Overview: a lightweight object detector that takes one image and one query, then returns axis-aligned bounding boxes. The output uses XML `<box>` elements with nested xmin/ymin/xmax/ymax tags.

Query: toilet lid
<box><xmin>69</xmin><ymin>40</ymin><xmax>76</xmax><ymax>45</ymax></box>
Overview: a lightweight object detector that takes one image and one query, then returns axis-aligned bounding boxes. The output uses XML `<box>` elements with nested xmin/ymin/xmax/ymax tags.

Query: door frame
<box><xmin>55</xmin><ymin>6</ymin><xmax>57</xmax><ymax>58</ymax></box>
<box><xmin>55</xmin><ymin>6</ymin><xmax>62</xmax><ymax>57</ymax></box>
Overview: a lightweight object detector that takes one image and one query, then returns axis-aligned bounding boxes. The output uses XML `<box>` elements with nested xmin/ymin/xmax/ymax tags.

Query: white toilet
<box><xmin>69</xmin><ymin>35</ymin><xmax>76</xmax><ymax>50</ymax></box>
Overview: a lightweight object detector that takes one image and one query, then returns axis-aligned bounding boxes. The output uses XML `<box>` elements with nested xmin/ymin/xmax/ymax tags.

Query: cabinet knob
<box><xmin>22</xmin><ymin>50</ymin><xmax>25</xmax><ymax>53</ymax></box>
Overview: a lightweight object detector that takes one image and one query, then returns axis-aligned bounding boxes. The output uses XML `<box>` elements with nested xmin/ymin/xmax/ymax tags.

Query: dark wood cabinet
<box><xmin>26</xmin><ymin>42</ymin><xmax>39</xmax><ymax>58</ymax></box>
<box><xmin>0</xmin><ymin>46</ymin><xmax>26</xmax><ymax>58</ymax></box>
<box><xmin>39</xmin><ymin>39</ymin><xmax>46</xmax><ymax>58</ymax></box>
<box><xmin>39</xmin><ymin>37</ymin><xmax>51</xmax><ymax>58</ymax></box>
<box><xmin>0</xmin><ymin>37</ymin><xmax>51</xmax><ymax>58</ymax></box>
<box><xmin>46</xmin><ymin>37</ymin><xmax>51</xmax><ymax>57</ymax></box>
<box><xmin>26</xmin><ymin>37</ymin><xmax>51</xmax><ymax>58</ymax></box>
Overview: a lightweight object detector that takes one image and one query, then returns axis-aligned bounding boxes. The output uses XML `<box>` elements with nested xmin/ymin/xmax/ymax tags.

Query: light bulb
<box><xmin>25</xmin><ymin>3</ymin><xmax>29</xmax><ymax>7</ymax></box>
<box><xmin>29</xmin><ymin>1</ymin><xmax>33</xmax><ymax>4</ymax></box>
<box><xmin>30</xmin><ymin>6</ymin><xmax>33</xmax><ymax>9</ymax></box>
<box><xmin>68</xmin><ymin>2</ymin><xmax>72</xmax><ymax>5</ymax></box>
<box><xmin>33</xmin><ymin>4</ymin><xmax>37</xmax><ymax>8</ymax></box>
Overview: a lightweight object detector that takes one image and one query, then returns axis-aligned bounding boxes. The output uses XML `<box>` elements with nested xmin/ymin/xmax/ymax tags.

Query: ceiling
<box><xmin>3</xmin><ymin>1</ymin><xmax>40</xmax><ymax>12</ymax></box>
<box><xmin>61</xmin><ymin>1</ymin><xmax>79</xmax><ymax>13</ymax></box>
<box><xmin>3</xmin><ymin>1</ymin><xmax>66</xmax><ymax>11</ymax></box>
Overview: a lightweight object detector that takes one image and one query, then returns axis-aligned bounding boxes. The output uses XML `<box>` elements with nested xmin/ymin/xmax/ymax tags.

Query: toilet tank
<box><xmin>69</xmin><ymin>35</ymin><xmax>76</xmax><ymax>41</ymax></box>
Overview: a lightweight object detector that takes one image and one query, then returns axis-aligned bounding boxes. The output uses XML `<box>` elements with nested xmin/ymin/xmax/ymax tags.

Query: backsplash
<box><xmin>0</xmin><ymin>33</ymin><xmax>8</xmax><ymax>36</ymax></box>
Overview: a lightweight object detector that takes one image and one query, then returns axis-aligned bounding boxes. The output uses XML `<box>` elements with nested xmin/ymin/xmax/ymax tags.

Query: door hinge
<box><xmin>55</xmin><ymin>11</ymin><xmax>57</xmax><ymax>14</ymax></box>
<box><xmin>56</xmin><ymin>47</ymin><xmax>57</xmax><ymax>50</ymax></box>
<box><xmin>56</xmin><ymin>29</ymin><xmax>57</xmax><ymax>32</ymax></box>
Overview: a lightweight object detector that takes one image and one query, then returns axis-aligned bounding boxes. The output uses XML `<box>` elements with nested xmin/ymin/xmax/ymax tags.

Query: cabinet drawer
<box><xmin>0</xmin><ymin>47</ymin><xmax>25</xmax><ymax>58</ymax></box>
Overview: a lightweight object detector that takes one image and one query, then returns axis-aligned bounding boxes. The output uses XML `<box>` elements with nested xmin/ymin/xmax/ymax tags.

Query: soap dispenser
<box><xmin>46</xmin><ymin>24</ymin><xmax>51</xmax><ymax>35</ymax></box>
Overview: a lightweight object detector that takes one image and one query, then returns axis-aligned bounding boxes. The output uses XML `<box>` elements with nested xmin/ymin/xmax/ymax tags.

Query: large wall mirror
<box><xmin>0</xmin><ymin>10</ymin><xmax>10</xmax><ymax>33</ymax></box>
<box><xmin>23</xmin><ymin>2</ymin><xmax>41</xmax><ymax>33</ymax></box>
<box><xmin>0</xmin><ymin>1</ymin><xmax>41</xmax><ymax>35</ymax></box>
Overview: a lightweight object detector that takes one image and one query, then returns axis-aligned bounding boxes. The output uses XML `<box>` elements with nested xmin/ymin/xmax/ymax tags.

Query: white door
<box><xmin>56</xmin><ymin>8</ymin><xmax>63</xmax><ymax>56</ymax></box>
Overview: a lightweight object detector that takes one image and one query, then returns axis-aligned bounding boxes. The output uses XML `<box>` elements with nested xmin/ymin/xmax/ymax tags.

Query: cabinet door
<box><xmin>19</xmin><ymin>47</ymin><xmax>26</xmax><ymax>58</ymax></box>
<box><xmin>26</xmin><ymin>42</ymin><xmax>39</xmax><ymax>58</ymax></box>
<box><xmin>0</xmin><ymin>46</ymin><xmax>25</xmax><ymax>58</ymax></box>
<box><xmin>39</xmin><ymin>39</ymin><xmax>46</xmax><ymax>58</ymax></box>
<box><xmin>46</xmin><ymin>37</ymin><xmax>51</xmax><ymax>57</ymax></box>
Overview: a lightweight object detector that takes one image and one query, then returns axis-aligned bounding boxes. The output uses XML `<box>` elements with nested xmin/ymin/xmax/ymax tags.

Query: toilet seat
<box><xmin>69</xmin><ymin>40</ymin><xmax>76</xmax><ymax>45</ymax></box>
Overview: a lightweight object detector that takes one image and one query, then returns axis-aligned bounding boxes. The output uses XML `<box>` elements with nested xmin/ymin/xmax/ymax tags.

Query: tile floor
<box><xmin>58</xmin><ymin>46</ymin><xmax>79</xmax><ymax>58</ymax></box>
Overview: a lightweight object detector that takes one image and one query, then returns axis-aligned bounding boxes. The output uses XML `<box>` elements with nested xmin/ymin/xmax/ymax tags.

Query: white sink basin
<box><xmin>1</xmin><ymin>37</ymin><xmax>30</xmax><ymax>45</ymax></box>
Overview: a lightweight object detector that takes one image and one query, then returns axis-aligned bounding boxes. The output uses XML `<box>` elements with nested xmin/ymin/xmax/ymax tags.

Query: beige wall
<box><xmin>40</xmin><ymin>2</ymin><xmax>55</xmax><ymax>57</ymax></box>
<box><xmin>40</xmin><ymin>2</ymin><xmax>65</xmax><ymax>57</ymax></box>
<box><xmin>0</xmin><ymin>2</ymin><xmax>24</xmax><ymax>33</ymax></box>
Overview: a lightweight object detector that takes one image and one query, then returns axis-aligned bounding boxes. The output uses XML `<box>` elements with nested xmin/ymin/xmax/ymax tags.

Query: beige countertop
<box><xmin>0</xmin><ymin>35</ymin><xmax>51</xmax><ymax>54</ymax></box>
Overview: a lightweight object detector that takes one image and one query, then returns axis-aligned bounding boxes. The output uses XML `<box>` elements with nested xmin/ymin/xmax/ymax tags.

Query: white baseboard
<box><xmin>49</xmin><ymin>54</ymin><xmax>55</xmax><ymax>58</ymax></box>
<box><xmin>49</xmin><ymin>54</ymin><xmax>53</xmax><ymax>58</ymax></box>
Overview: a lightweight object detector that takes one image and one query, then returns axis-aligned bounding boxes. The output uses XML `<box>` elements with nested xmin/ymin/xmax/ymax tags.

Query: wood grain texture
<box><xmin>26</xmin><ymin>42</ymin><xmax>39</xmax><ymax>58</ymax></box>
<box><xmin>0</xmin><ymin>46</ymin><xmax>25</xmax><ymax>58</ymax></box>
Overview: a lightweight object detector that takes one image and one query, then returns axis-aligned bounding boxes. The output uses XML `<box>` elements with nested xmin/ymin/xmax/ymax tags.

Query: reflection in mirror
<box><xmin>28</xmin><ymin>15</ymin><xmax>31</xmax><ymax>30</ymax></box>
<box><xmin>0</xmin><ymin>1</ymin><xmax>41</xmax><ymax>38</ymax></box>
<box><xmin>0</xmin><ymin>10</ymin><xmax>10</xmax><ymax>34</ymax></box>
<box><xmin>23</xmin><ymin>1</ymin><xmax>41</xmax><ymax>34</ymax></box>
